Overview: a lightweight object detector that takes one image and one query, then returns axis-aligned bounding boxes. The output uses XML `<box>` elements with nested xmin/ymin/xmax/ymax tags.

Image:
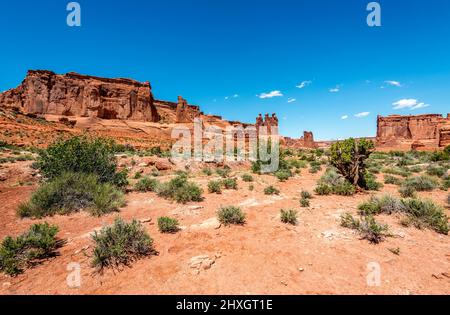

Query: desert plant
<box><xmin>208</xmin><ymin>180</ymin><xmax>222</xmax><ymax>194</ymax></box>
<box><xmin>426</xmin><ymin>165</ymin><xmax>447</xmax><ymax>177</ymax></box>
<box><xmin>264</xmin><ymin>185</ymin><xmax>280</xmax><ymax>195</ymax></box>
<box><xmin>35</xmin><ymin>135</ymin><xmax>127</xmax><ymax>186</ymax></box>
<box><xmin>399</xmin><ymin>185</ymin><xmax>417</xmax><ymax>198</ymax></box>
<box><xmin>358</xmin><ymin>195</ymin><xmax>405</xmax><ymax>216</ymax></box>
<box><xmin>384</xmin><ymin>175</ymin><xmax>403</xmax><ymax>186</ymax></box>
<box><xmin>91</xmin><ymin>218</ymin><xmax>155</xmax><ymax>271</ymax></box>
<box><xmin>217</xmin><ymin>206</ymin><xmax>246</xmax><ymax>225</ymax></box>
<box><xmin>280</xmin><ymin>209</ymin><xmax>298</xmax><ymax>225</ymax></box>
<box><xmin>222</xmin><ymin>178</ymin><xmax>238</xmax><ymax>190</ymax></box>
<box><xmin>301</xmin><ymin>190</ymin><xmax>312</xmax><ymax>200</ymax></box>
<box><xmin>0</xmin><ymin>223</ymin><xmax>61</xmax><ymax>276</ymax></box>
<box><xmin>157</xmin><ymin>174</ymin><xmax>203</xmax><ymax>204</ymax></box>
<box><xmin>157</xmin><ymin>217</ymin><xmax>180</xmax><ymax>233</ymax></box>
<box><xmin>18</xmin><ymin>172</ymin><xmax>125</xmax><ymax>218</ymax></box>
<box><xmin>400</xmin><ymin>198</ymin><xmax>449</xmax><ymax>234</ymax></box>
<box><xmin>241</xmin><ymin>174</ymin><xmax>254</xmax><ymax>182</ymax></box>
<box><xmin>202</xmin><ymin>167</ymin><xmax>213</xmax><ymax>176</ymax></box>
<box><xmin>314</xmin><ymin>183</ymin><xmax>333</xmax><ymax>195</ymax></box>
<box><xmin>364</xmin><ymin>172</ymin><xmax>383</xmax><ymax>191</ymax></box>
<box><xmin>275</xmin><ymin>169</ymin><xmax>292</xmax><ymax>181</ymax></box>
<box><xmin>332</xmin><ymin>181</ymin><xmax>356</xmax><ymax>196</ymax></box>
<box><xmin>300</xmin><ymin>197</ymin><xmax>310</xmax><ymax>208</ymax></box>
<box><xmin>134</xmin><ymin>177</ymin><xmax>159</xmax><ymax>192</ymax></box>
<box><xmin>403</xmin><ymin>175</ymin><xmax>438</xmax><ymax>192</ymax></box>
<box><xmin>133</xmin><ymin>171</ymin><xmax>142</xmax><ymax>180</ymax></box>
<box><xmin>329</xmin><ymin>138</ymin><xmax>374</xmax><ymax>189</ymax></box>
<box><xmin>216</xmin><ymin>167</ymin><xmax>231</xmax><ymax>178</ymax></box>
<box><xmin>340</xmin><ymin>213</ymin><xmax>389</xmax><ymax>244</ymax></box>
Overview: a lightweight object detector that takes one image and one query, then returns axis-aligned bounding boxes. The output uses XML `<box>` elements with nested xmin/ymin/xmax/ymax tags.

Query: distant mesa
<box><xmin>376</xmin><ymin>114</ymin><xmax>450</xmax><ymax>151</ymax></box>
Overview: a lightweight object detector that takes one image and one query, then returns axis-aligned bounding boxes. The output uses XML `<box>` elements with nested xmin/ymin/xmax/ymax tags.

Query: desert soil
<box><xmin>0</xmin><ymin>159</ymin><xmax>449</xmax><ymax>295</ymax></box>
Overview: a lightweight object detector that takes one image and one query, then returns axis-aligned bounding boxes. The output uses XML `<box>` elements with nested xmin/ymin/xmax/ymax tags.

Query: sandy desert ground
<box><xmin>0</xmin><ymin>152</ymin><xmax>449</xmax><ymax>295</ymax></box>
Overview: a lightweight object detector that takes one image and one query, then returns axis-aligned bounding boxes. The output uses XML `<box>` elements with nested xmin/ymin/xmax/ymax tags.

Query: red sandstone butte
<box><xmin>376</xmin><ymin>114</ymin><xmax>450</xmax><ymax>151</ymax></box>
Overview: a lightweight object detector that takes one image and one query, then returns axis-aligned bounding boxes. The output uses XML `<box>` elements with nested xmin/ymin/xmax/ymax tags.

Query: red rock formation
<box><xmin>376</xmin><ymin>114</ymin><xmax>450</xmax><ymax>151</ymax></box>
<box><xmin>175</xmin><ymin>96</ymin><xmax>201</xmax><ymax>123</ymax></box>
<box><xmin>283</xmin><ymin>131</ymin><xmax>318</xmax><ymax>149</ymax></box>
<box><xmin>0</xmin><ymin>70</ymin><xmax>160</xmax><ymax>122</ymax></box>
<box><xmin>255</xmin><ymin>113</ymin><xmax>278</xmax><ymax>134</ymax></box>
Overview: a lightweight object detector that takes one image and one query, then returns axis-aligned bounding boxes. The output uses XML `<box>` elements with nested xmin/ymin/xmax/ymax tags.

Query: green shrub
<box><xmin>91</xmin><ymin>218</ymin><xmax>155</xmax><ymax>271</ymax></box>
<box><xmin>382</xmin><ymin>167</ymin><xmax>411</xmax><ymax>178</ymax></box>
<box><xmin>248</xmin><ymin>184</ymin><xmax>254</xmax><ymax>191</ymax></box>
<box><xmin>280</xmin><ymin>209</ymin><xmax>298</xmax><ymax>225</ymax></box>
<box><xmin>208</xmin><ymin>180</ymin><xmax>222</xmax><ymax>194</ymax></box>
<box><xmin>216</xmin><ymin>167</ymin><xmax>231</xmax><ymax>178</ymax></box>
<box><xmin>319</xmin><ymin>169</ymin><xmax>345</xmax><ymax>186</ymax></box>
<box><xmin>332</xmin><ymin>181</ymin><xmax>356</xmax><ymax>196</ymax></box>
<box><xmin>157</xmin><ymin>174</ymin><xmax>203</xmax><ymax>204</ymax></box>
<box><xmin>401</xmin><ymin>198</ymin><xmax>449</xmax><ymax>234</ymax></box>
<box><xmin>133</xmin><ymin>172</ymin><xmax>142</xmax><ymax>180</ymax></box>
<box><xmin>157</xmin><ymin>217</ymin><xmax>180</xmax><ymax>233</ymax></box>
<box><xmin>222</xmin><ymin>178</ymin><xmax>238</xmax><ymax>190</ymax></box>
<box><xmin>35</xmin><ymin>136</ymin><xmax>127</xmax><ymax>186</ymax></box>
<box><xmin>340</xmin><ymin>213</ymin><xmax>389</xmax><ymax>244</ymax></box>
<box><xmin>314</xmin><ymin>184</ymin><xmax>333</xmax><ymax>195</ymax></box>
<box><xmin>301</xmin><ymin>190</ymin><xmax>312</xmax><ymax>199</ymax></box>
<box><xmin>241</xmin><ymin>174</ymin><xmax>254</xmax><ymax>182</ymax></box>
<box><xmin>447</xmin><ymin>194</ymin><xmax>450</xmax><ymax>206</ymax></box>
<box><xmin>0</xmin><ymin>223</ymin><xmax>61</xmax><ymax>276</ymax></box>
<box><xmin>275</xmin><ymin>169</ymin><xmax>292</xmax><ymax>181</ymax></box>
<box><xmin>217</xmin><ymin>206</ymin><xmax>246</xmax><ymax>225</ymax></box>
<box><xmin>403</xmin><ymin>175</ymin><xmax>438</xmax><ymax>191</ymax></box>
<box><xmin>134</xmin><ymin>177</ymin><xmax>159</xmax><ymax>192</ymax></box>
<box><xmin>358</xmin><ymin>195</ymin><xmax>449</xmax><ymax>235</ymax></box>
<box><xmin>358</xmin><ymin>195</ymin><xmax>405</xmax><ymax>216</ymax></box>
<box><xmin>202</xmin><ymin>168</ymin><xmax>213</xmax><ymax>176</ymax></box>
<box><xmin>384</xmin><ymin>175</ymin><xmax>403</xmax><ymax>186</ymax></box>
<box><xmin>426</xmin><ymin>165</ymin><xmax>446</xmax><ymax>177</ymax></box>
<box><xmin>300</xmin><ymin>197</ymin><xmax>310</xmax><ymax>208</ymax></box>
<box><xmin>364</xmin><ymin>172</ymin><xmax>383</xmax><ymax>191</ymax></box>
<box><xmin>251</xmin><ymin>161</ymin><xmax>262</xmax><ymax>174</ymax></box>
<box><xmin>18</xmin><ymin>172</ymin><xmax>125</xmax><ymax>218</ymax></box>
<box><xmin>399</xmin><ymin>185</ymin><xmax>417</xmax><ymax>198</ymax></box>
<box><xmin>264</xmin><ymin>185</ymin><xmax>280</xmax><ymax>195</ymax></box>
<box><xmin>409</xmin><ymin>165</ymin><xmax>423</xmax><ymax>173</ymax></box>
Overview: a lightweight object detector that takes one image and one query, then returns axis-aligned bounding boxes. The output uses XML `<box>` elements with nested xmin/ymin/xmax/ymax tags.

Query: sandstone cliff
<box><xmin>376</xmin><ymin>114</ymin><xmax>450</xmax><ymax>150</ymax></box>
<box><xmin>0</xmin><ymin>70</ymin><xmax>160</xmax><ymax>122</ymax></box>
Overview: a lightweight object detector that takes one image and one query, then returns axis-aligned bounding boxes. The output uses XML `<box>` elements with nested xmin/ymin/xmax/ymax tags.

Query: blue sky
<box><xmin>0</xmin><ymin>0</ymin><xmax>449</xmax><ymax>140</ymax></box>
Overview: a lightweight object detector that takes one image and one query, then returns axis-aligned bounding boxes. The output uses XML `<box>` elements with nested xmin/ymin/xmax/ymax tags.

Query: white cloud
<box><xmin>392</xmin><ymin>98</ymin><xmax>430</xmax><ymax>110</ymax></box>
<box><xmin>341</xmin><ymin>115</ymin><xmax>349</xmax><ymax>120</ymax></box>
<box><xmin>258</xmin><ymin>90</ymin><xmax>283</xmax><ymax>99</ymax></box>
<box><xmin>224</xmin><ymin>96</ymin><xmax>229</xmax><ymax>100</ymax></box>
<box><xmin>354</xmin><ymin>112</ymin><xmax>370</xmax><ymax>118</ymax></box>
<box><xmin>287</xmin><ymin>98</ymin><xmax>296</xmax><ymax>103</ymax></box>
<box><xmin>385</xmin><ymin>80</ymin><xmax>402</xmax><ymax>87</ymax></box>
<box><xmin>329</xmin><ymin>85</ymin><xmax>340</xmax><ymax>93</ymax></box>
<box><xmin>232</xmin><ymin>94</ymin><xmax>239</xmax><ymax>98</ymax></box>
<box><xmin>296</xmin><ymin>80</ymin><xmax>312</xmax><ymax>89</ymax></box>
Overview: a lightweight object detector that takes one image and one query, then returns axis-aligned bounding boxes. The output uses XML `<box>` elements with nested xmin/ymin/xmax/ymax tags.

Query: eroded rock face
<box><xmin>283</xmin><ymin>131</ymin><xmax>317</xmax><ymax>149</ymax></box>
<box><xmin>376</xmin><ymin>114</ymin><xmax>450</xmax><ymax>150</ymax></box>
<box><xmin>0</xmin><ymin>70</ymin><xmax>160</xmax><ymax>122</ymax></box>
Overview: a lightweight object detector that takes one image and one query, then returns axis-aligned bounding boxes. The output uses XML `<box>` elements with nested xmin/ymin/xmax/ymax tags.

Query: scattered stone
<box><xmin>188</xmin><ymin>254</ymin><xmax>218</xmax><ymax>274</ymax></box>
<box><xmin>139</xmin><ymin>218</ymin><xmax>152</xmax><ymax>224</ymax></box>
<box><xmin>189</xmin><ymin>218</ymin><xmax>221</xmax><ymax>230</ymax></box>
